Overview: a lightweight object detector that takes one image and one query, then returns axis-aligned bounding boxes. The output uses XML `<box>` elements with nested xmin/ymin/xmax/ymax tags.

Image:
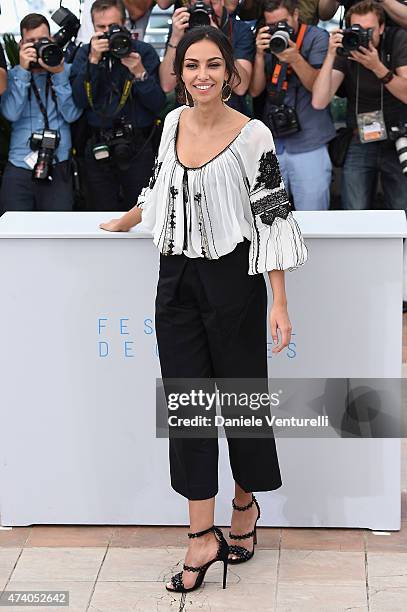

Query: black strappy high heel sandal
<box><xmin>228</xmin><ymin>494</ymin><xmax>261</xmax><ymax>564</ymax></box>
<box><xmin>165</xmin><ymin>525</ymin><xmax>229</xmax><ymax>593</ymax></box>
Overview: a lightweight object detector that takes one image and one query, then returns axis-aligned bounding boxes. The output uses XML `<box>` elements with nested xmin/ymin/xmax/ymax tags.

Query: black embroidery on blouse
<box><xmin>194</xmin><ymin>192</ymin><xmax>211</xmax><ymax>258</ymax></box>
<box><xmin>148</xmin><ymin>157</ymin><xmax>162</xmax><ymax>190</ymax></box>
<box><xmin>251</xmin><ymin>189</ymin><xmax>291</xmax><ymax>226</ymax></box>
<box><xmin>163</xmin><ymin>185</ymin><xmax>178</xmax><ymax>255</ymax></box>
<box><xmin>252</xmin><ymin>151</ymin><xmax>281</xmax><ymax>193</ymax></box>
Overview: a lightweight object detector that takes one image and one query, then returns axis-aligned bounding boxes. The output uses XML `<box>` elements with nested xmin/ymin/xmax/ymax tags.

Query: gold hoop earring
<box><xmin>221</xmin><ymin>81</ymin><xmax>232</xmax><ymax>103</ymax></box>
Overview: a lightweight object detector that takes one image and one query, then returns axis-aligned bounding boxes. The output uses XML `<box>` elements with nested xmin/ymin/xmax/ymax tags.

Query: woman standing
<box><xmin>101</xmin><ymin>26</ymin><xmax>308</xmax><ymax>594</ymax></box>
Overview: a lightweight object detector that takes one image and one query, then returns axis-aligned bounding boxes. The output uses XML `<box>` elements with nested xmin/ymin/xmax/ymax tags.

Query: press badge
<box><xmin>24</xmin><ymin>151</ymin><xmax>39</xmax><ymax>169</ymax></box>
<box><xmin>357</xmin><ymin>110</ymin><xmax>387</xmax><ymax>143</ymax></box>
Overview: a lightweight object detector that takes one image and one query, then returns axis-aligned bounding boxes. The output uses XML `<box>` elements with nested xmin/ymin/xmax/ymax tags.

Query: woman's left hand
<box><xmin>269</xmin><ymin>304</ymin><xmax>292</xmax><ymax>353</ymax></box>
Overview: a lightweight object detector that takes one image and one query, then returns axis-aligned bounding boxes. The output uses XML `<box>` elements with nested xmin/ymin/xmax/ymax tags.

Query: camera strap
<box><xmin>29</xmin><ymin>74</ymin><xmax>57</xmax><ymax>130</ymax></box>
<box><xmin>268</xmin><ymin>23</ymin><xmax>307</xmax><ymax>104</ymax></box>
<box><xmin>84</xmin><ymin>60</ymin><xmax>134</xmax><ymax>118</ymax></box>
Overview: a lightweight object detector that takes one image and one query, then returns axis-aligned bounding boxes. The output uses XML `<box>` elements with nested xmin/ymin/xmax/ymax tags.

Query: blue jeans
<box><xmin>276</xmin><ymin>145</ymin><xmax>332</xmax><ymax>211</ymax></box>
<box><xmin>342</xmin><ymin>136</ymin><xmax>407</xmax><ymax>210</ymax></box>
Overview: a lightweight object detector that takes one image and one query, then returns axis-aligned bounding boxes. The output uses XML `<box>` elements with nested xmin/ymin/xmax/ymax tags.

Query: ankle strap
<box><xmin>232</xmin><ymin>495</ymin><xmax>256</xmax><ymax>511</ymax></box>
<box><xmin>188</xmin><ymin>525</ymin><xmax>214</xmax><ymax>538</ymax></box>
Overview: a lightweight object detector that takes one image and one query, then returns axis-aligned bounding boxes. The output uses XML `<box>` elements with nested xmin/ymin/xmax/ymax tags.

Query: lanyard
<box><xmin>29</xmin><ymin>74</ymin><xmax>57</xmax><ymax>130</ymax></box>
<box><xmin>355</xmin><ymin>63</ymin><xmax>384</xmax><ymax>118</ymax></box>
<box><xmin>84</xmin><ymin>60</ymin><xmax>134</xmax><ymax>120</ymax></box>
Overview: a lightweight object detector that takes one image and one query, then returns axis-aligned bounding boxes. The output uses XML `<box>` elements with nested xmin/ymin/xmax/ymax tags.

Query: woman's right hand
<box><xmin>99</xmin><ymin>218</ymin><xmax>130</xmax><ymax>232</ymax></box>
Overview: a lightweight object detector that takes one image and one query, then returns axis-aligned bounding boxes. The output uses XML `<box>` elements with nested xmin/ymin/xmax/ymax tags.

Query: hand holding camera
<box><xmin>349</xmin><ymin>42</ymin><xmax>382</xmax><ymax>73</ymax></box>
<box><xmin>274</xmin><ymin>38</ymin><xmax>300</xmax><ymax>65</ymax></box>
<box><xmin>255</xmin><ymin>26</ymin><xmax>272</xmax><ymax>56</ymax></box>
<box><xmin>90</xmin><ymin>25</ymin><xmax>133</xmax><ymax>64</ymax></box>
<box><xmin>89</xmin><ymin>33</ymin><xmax>110</xmax><ymax>64</ymax></box>
<box><xmin>20</xmin><ymin>40</ymin><xmax>64</xmax><ymax>72</ymax></box>
<box><xmin>328</xmin><ymin>29</ymin><xmax>344</xmax><ymax>58</ymax></box>
<box><xmin>120</xmin><ymin>52</ymin><xmax>146</xmax><ymax>78</ymax></box>
<box><xmin>171</xmin><ymin>7</ymin><xmax>191</xmax><ymax>45</ymax></box>
<box><xmin>19</xmin><ymin>42</ymin><xmax>38</xmax><ymax>71</ymax></box>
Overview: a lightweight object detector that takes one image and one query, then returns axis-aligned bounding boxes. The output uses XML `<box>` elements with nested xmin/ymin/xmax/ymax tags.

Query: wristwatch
<box><xmin>134</xmin><ymin>70</ymin><xmax>147</xmax><ymax>82</ymax></box>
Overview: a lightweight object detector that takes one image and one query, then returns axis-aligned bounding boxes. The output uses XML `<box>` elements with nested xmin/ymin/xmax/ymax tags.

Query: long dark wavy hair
<box><xmin>173</xmin><ymin>26</ymin><xmax>241</xmax><ymax>106</ymax></box>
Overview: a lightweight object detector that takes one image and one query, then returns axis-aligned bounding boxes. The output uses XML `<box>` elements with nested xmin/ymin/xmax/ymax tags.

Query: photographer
<box><xmin>250</xmin><ymin>0</ymin><xmax>335</xmax><ymax>210</ymax></box>
<box><xmin>70</xmin><ymin>0</ymin><xmax>166</xmax><ymax>211</ymax></box>
<box><xmin>225</xmin><ymin>0</ymin><xmax>338</xmax><ymax>24</ymax></box>
<box><xmin>158</xmin><ymin>0</ymin><xmax>255</xmax><ymax>114</ymax></box>
<box><xmin>319</xmin><ymin>0</ymin><xmax>407</xmax><ymax>28</ymax></box>
<box><xmin>312</xmin><ymin>0</ymin><xmax>407</xmax><ymax>210</ymax></box>
<box><xmin>77</xmin><ymin>0</ymin><xmax>155</xmax><ymax>44</ymax></box>
<box><xmin>0</xmin><ymin>14</ymin><xmax>81</xmax><ymax>213</ymax></box>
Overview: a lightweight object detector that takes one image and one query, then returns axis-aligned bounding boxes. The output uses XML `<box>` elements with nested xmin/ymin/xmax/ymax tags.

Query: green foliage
<box><xmin>3</xmin><ymin>34</ymin><xmax>19</xmax><ymax>68</ymax></box>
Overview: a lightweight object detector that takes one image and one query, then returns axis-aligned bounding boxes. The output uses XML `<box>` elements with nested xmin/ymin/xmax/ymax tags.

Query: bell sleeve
<box><xmin>135</xmin><ymin>155</ymin><xmax>162</xmax><ymax>211</ymax></box>
<box><xmin>246</xmin><ymin>124</ymin><xmax>308</xmax><ymax>275</ymax></box>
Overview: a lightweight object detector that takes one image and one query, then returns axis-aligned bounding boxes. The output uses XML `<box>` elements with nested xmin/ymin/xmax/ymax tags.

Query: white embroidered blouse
<box><xmin>136</xmin><ymin>105</ymin><xmax>308</xmax><ymax>275</ymax></box>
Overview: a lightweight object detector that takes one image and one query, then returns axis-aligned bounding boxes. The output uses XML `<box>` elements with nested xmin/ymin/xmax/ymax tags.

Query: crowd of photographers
<box><xmin>0</xmin><ymin>0</ymin><xmax>406</xmax><ymax>214</ymax></box>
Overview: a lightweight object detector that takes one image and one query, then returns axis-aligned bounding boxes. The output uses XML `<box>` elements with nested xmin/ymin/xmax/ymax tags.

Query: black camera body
<box><xmin>268</xmin><ymin>105</ymin><xmax>301</xmax><ymax>138</ymax></box>
<box><xmin>267</xmin><ymin>21</ymin><xmax>295</xmax><ymax>54</ymax></box>
<box><xmin>100</xmin><ymin>24</ymin><xmax>133</xmax><ymax>60</ymax></box>
<box><xmin>51</xmin><ymin>6</ymin><xmax>81</xmax><ymax>49</ymax></box>
<box><xmin>29</xmin><ymin>128</ymin><xmax>60</xmax><ymax>181</ymax></box>
<box><xmin>29</xmin><ymin>7</ymin><xmax>80</xmax><ymax>69</ymax></box>
<box><xmin>188</xmin><ymin>1</ymin><xmax>214</xmax><ymax>29</ymax></box>
<box><xmin>30</xmin><ymin>38</ymin><xmax>64</xmax><ymax>69</ymax></box>
<box><xmin>337</xmin><ymin>24</ymin><xmax>373</xmax><ymax>57</ymax></box>
<box><xmin>92</xmin><ymin>123</ymin><xmax>135</xmax><ymax>168</ymax></box>
<box><xmin>389</xmin><ymin>122</ymin><xmax>407</xmax><ymax>140</ymax></box>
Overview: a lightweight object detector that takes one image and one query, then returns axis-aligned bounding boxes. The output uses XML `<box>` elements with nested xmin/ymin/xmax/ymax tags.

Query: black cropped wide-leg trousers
<box><xmin>155</xmin><ymin>238</ymin><xmax>283</xmax><ymax>500</ymax></box>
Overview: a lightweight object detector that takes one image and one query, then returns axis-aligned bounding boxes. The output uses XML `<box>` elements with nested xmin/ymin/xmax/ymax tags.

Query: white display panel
<box><xmin>0</xmin><ymin>210</ymin><xmax>404</xmax><ymax>529</ymax></box>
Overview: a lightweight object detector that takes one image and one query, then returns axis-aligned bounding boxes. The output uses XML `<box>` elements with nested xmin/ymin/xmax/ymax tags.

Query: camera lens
<box><xmin>342</xmin><ymin>32</ymin><xmax>361</xmax><ymax>52</ymax></box>
<box><xmin>109</xmin><ymin>34</ymin><xmax>132</xmax><ymax>58</ymax></box>
<box><xmin>269</xmin><ymin>31</ymin><xmax>290</xmax><ymax>54</ymax></box>
<box><xmin>395</xmin><ymin>137</ymin><xmax>407</xmax><ymax>175</ymax></box>
<box><xmin>33</xmin><ymin>149</ymin><xmax>53</xmax><ymax>181</ymax></box>
<box><xmin>37</xmin><ymin>41</ymin><xmax>63</xmax><ymax>67</ymax></box>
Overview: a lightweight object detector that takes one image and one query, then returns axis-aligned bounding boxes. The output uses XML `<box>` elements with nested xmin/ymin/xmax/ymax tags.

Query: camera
<box><xmin>268</xmin><ymin>105</ymin><xmax>301</xmax><ymax>138</ymax></box>
<box><xmin>29</xmin><ymin>7</ymin><xmax>80</xmax><ymax>69</ymax></box>
<box><xmin>188</xmin><ymin>1</ymin><xmax>214</xmax><ymax>29</ymax></box>
<box><xmin>92</xmin><ymin>122</ymin><xmax>135</xmax><ymax>169</ymax></box>
<box><xmin>100</xmin><ymin>24</ymin><xmax>132</xmax><ymax>60</ymax></box>
<box><xmin>389</xmin><ymin>122</ymin><xmax>407</xmax><ymax>175</ymax></box>
<box><xmin>29</xmin><ymin>129</ymin><xmax>60</xmax><ymax>181</ymax></box>
<box><xmin>267</xmin><ymin>21</ymin><xmax>295</xmax><ymax>54</ymax></box>
<box><xmin>30</xmin><ymin>38</ymin><xmax>64</xmax><ymax>69</ymax></box>
<box><xmin>51</xmin><ymin>6</ymin><xmax>81</xmax><ymax>49</ymax></box>
<box><xmin>337</xmin><ymin>24</ymin><xmax>373</xmax><ymax>57</ymax></box>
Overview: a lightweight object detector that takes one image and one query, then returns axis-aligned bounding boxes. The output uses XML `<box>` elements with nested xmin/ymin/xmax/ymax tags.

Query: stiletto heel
<box><xmin>166</xmin><ymin>525</ymin><xmax>229</xmax><ymax>593</ymax></box>
<box><xmin>228</xmin><ymin>494</ymin><xmax>261</xmax><ymax>565</ymax></box>
<box><xmin>222</xmin><ymin>559</ymin><xmax>228</xmax><ymax>589</ymax></box>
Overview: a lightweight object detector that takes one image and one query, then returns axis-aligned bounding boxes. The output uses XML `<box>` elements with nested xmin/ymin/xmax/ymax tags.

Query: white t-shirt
<box><xmin>137</xmin><ymin>106</ymin><xmax>308</xmax><ymax>275</ymax></box>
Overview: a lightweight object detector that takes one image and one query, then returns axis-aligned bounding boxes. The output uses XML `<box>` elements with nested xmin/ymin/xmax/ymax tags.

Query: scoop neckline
<box><xmin>174</xmin><ymin>108</ymin><xmax>254</xmax><ymax>171</ymax></box>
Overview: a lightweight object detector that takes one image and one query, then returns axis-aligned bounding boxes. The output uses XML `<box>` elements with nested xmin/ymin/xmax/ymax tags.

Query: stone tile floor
<box><xmin>1</xmin><ymin>322</ymin><xmax>407</xmax><ymax>611</ymax></box>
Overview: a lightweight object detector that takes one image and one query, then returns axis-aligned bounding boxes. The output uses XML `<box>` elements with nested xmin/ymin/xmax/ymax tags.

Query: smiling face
<box><xmin>182</xmin><ymin>38</ymin><xmax>229</xmax><ymax>105</ymax></box>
